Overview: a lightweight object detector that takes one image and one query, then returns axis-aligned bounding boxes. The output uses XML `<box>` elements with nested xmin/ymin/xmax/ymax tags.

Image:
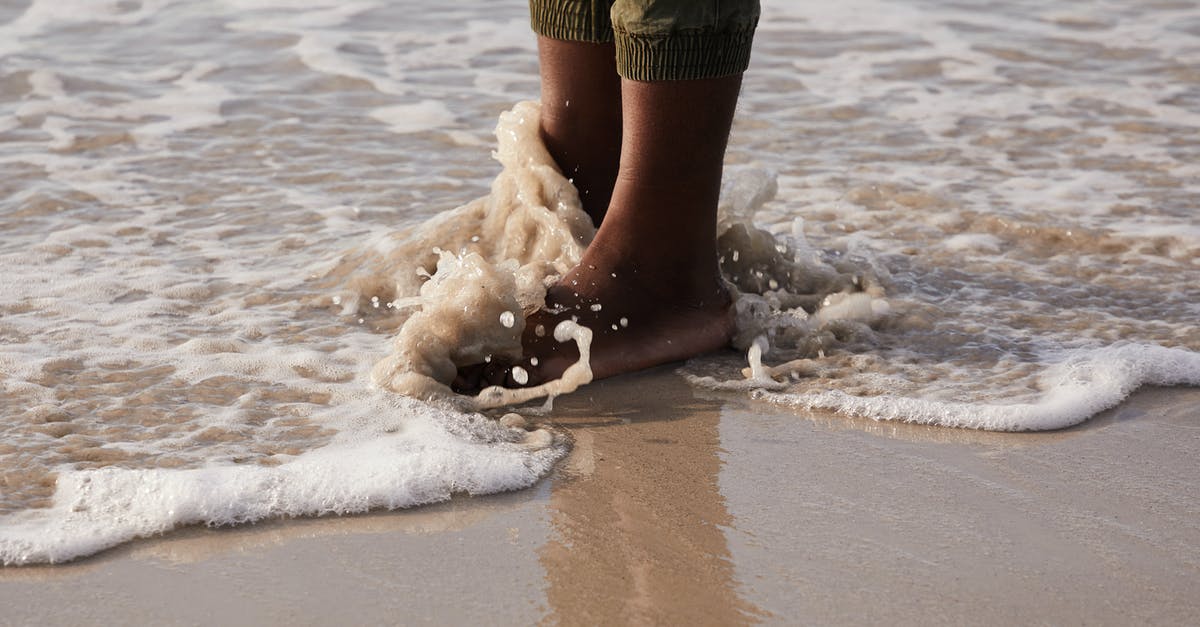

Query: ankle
<box><xmin>538</xmin><ymin>120</ymin><xmax>620</xmax><ymax>225</ymax></box>
<box><xmin>574</xmin><ymin>235</ymin><xmax>726</xmax><ymax>307</ymax></box>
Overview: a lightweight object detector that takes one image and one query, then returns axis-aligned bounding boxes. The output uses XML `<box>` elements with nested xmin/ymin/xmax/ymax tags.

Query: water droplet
<box><xmin>619</xmin><ymin>317</ymin><xmax>628</xmax><ymax>327</ymax></box>
<box><xmin>511</xmin><ymin>366</ymin><xmax>529</xmax><ymax>385</ymax></box>
<box><xmin>732</xmin><ymin>250</ymin><xmax>740</xmax><ymax>262</ymax></box>
<box><xmin>484</xmin><ymin>355</ymin><xmax>492</xmax><ymax>363</ymax></box>
<box><xmin>768</xmin><ymin>279</ymin><xmax>779</xmax><ymax>290</ymax></box>
<box><xmin>589</xmin><ymin>303</ymin><xmax>602</xmax><ymax>312</ymax></box>
<box><xmin>611</xmin><ymin>324</ymin><xmax>618</xmax><ymax>331</ymax></box>
<box><xmin>332</xmin><ymin>295</ymin><xmax>342</xmax><ymax>305</ymax></box>
<box><xmin>530</xmin><ymin>357</ymin><xmax>539</xmax><ymax>366</ymax></box>
<box><xmin>471</xmin><ymin>235</ymin><xmax>480</xmax><ymax>242</ymax></box>
<box><xmin>499</xmin><ymin>311</ymin><xmax>515</xmax><ymax>328</ymax></box>
<box><xmin>534</xmin><ymin>324</ymin><xmax>545</xmax><ymax>337</ymax></box>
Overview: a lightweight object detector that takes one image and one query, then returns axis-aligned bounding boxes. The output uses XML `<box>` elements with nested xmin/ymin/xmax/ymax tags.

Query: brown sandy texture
<box><xmin>540</xmin><ymin>375</ymin><xmax>762</xmax><ymax>625</ymax></box>
<box><xmin>1</xmin><ymin>372</ymin><xmax>1198</xmax><ymax>626</ymax></box>
<box><xmin>712</xmin><ymin>384</ymin><xmax>1200</xmax><ymax>624</ymax></box>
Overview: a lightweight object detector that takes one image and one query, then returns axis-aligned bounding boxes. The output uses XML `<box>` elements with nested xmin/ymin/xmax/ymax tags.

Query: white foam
<box><xmin>471</xmin><ymin>321</ymin><xmax>594</xmax><ymax>410</ymax></box>
<box><xmin>14</xmin><ymin>62</ymin><xmax>232</xmax><ymax>152</ymax></box>
<box><xmin>813</xmin><ymin>292</ymin><xmax>889</xmax><ymax>326</ymax></box>
<box><xmin>0</xmin><ymin>395</ymin><xmax>565</xmax><ymax>565</ymax></box>
<box><xmin>0</xmin><ymin>0</ymin><xmax>174</xmax><ymax>56</ymax></box>
<box><xmin>370</xmin><ymin>100</ymin><xmax>456</xmax><ymax>134</ymax></box>
<box><xmin>942</xmin><ymin>233</ymin><xmax>1003</xmax><ymax>253</ymax></box>
<box><xmin>341</xmin><ymin>101</ymin><xmax>596</xmax><ymax>405</ymax></box>
<box><xmin>748</xmin><ymin>344</ymin><xmax>1200</xmax><ymax>431</ymax></box>
<box><xmin>0</xmin><ymin>102</ymin><xmax>591</xmax><ymax>565</ymax></box>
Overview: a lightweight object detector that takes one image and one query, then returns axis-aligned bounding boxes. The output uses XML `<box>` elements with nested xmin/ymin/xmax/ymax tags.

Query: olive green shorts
<box><xmin>529</xmin><ymin>0</ymin><xmax>760</xmax><ymax>81</ymax></box>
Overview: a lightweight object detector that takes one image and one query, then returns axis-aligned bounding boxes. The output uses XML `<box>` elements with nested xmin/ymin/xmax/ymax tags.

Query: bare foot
<box><xmin>452</xmin><ymin>257</ymin><xmax>734</xmax><ymax>394</ymax></box>
<box><xmin>452</xmin><ymin>69</ymin><xmax>745</xmax><ymax>396</ymax></box>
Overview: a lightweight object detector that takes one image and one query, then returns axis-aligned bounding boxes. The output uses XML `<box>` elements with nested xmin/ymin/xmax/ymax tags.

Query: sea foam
<box><xmin>744</xmin><ymin>343</ymin><xmax>1200</xmax><ymax>431</ymax></box>
<box><xmin>0</xmin><ymin>395</ymin><xmax>565</xmax><ymax>565</ymax></box>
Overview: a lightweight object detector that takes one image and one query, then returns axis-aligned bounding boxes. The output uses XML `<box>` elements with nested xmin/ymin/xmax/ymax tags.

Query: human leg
<box><xmin>536</xmin><ymin>37</ymin><xmax>622</xmax><ymax>226</ymax></box>
<box><xmin>453</xmin><ymin>0</ymin><xmax>759</xmax><ymax>393</ymax></box>
<box><xmin>529</xmin><ymin>1</ymin><xmax>622</xmax><ymax>226</ymax></box>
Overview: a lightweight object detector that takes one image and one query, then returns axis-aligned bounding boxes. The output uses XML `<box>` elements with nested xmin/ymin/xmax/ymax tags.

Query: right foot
<box><xmin>452</xmin><ymin>250</ymin><xmax>735</xmax><ymax>394</ymax></box>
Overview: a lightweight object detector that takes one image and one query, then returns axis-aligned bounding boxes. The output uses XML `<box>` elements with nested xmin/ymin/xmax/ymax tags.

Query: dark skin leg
<box><xmin>454</xmin><ymin>42</ymin><xmax>742</xmax><ymax>394</ymax></box>
<box><xmin>537</xmin><ymin>37</ymin><xmax>622</xmax><ymax>226</ymax></box>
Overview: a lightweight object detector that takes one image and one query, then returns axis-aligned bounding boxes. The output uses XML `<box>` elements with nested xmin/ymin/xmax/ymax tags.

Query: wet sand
<box><xmin>2</xmin><ymin>371</ymin><xmax>1198</xmax><ymax>625</ymax></box>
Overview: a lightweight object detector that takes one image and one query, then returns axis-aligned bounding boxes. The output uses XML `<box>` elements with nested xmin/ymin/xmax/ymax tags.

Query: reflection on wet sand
<box><xmin>538</xmin><ymin>368</ymin><xmax>763</xmax><ymax>625</ymax></box>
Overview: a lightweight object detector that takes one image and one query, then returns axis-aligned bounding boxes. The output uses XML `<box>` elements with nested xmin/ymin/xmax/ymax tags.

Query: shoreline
<box><xmin>2</xmin><ymin>377</ymin><xmax>1198</xmax><ymax>625</ymax></box>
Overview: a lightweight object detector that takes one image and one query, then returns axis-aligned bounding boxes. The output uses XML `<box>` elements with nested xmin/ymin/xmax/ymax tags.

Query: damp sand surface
<box><xmin>2</xmin><ymin>375</ymin><xmax>1198</xmax><ymax>626</ymax></box>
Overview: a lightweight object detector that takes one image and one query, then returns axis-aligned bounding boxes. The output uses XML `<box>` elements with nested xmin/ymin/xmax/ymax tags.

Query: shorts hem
<box><xmin>530</xmin><ymin>0</ymin><xmax>614</xmax><ymax>43</ymax></box>
<box><xmin>614</xmin><ymin>26</ymin><xmax>757</xmax><ymax>81</ymax></box>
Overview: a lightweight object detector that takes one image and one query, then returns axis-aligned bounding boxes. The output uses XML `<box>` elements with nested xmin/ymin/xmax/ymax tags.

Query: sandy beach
<box><xmin>3</xmin><ymin>0</ymin><xmax>1200</xmax><ymax>623</ymax></box>
<box><xmin>3</xmin><ymin>371</ymin><xmax>1197</xmax><ymax>625</ymax></box>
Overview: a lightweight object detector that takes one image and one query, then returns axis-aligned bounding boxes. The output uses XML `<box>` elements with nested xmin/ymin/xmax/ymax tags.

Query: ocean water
<box><xmin>1</xmin><ymin>0</ymin><xmax>1198</xmax><ymax>564</ymax></box>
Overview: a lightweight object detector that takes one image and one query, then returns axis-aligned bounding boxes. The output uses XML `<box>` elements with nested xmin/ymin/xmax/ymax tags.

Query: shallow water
<box><xmin>711</xmin><ymin>0</ymin><xmax>1200</xmax><ymax>428</ymax></box>
<box><xmin>1</xmin><ymin>0</ymin><xmax>1198</xmax><ymax>563</ymax></box>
